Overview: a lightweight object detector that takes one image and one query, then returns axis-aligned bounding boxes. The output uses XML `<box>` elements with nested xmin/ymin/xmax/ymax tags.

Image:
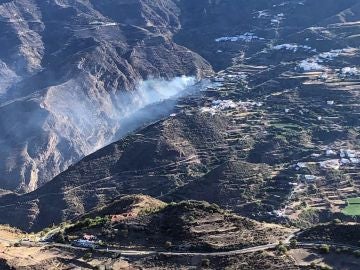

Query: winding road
<box><xmin>1</xmin><ymin>230</ymin><xmax>359</xmax><ymax>259</ymax></box>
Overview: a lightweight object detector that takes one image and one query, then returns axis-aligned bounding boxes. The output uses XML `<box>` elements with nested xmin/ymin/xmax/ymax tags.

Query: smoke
<box><xmin>113</xmin><ymin>76</ymin><xmax>196</xmax><ymax>125</ymax></box>
<box><xmin>0</xmin><ymin>74</ymin><xmax>210</xmax><ymax>192</ymax></box>
<box><xmin>112</xmin><ymin>76</ymin><xmax>199</xmax><ymax>139</ymax></box>
<box><xmin>44</xmin><ymin>75</ymin><xmax>198</xmax><ymax>152</ymax></box>
<box><xmin>0</xmin><ymin>60</ymin><xmax>19</xmax><ymax>96</ymax></box>
<box><xmin>37</xmin><ymin>75</ymin><xmax>200</xmax><ymax>181</ymax></box>
<box><xmin>0</xmin><ymin>75</ymin><xmax>202</xmax><ymax>191</ymax></box>
<box><xmin>130</xmin><ymin>76</ymin><xmax>194</xmax><ymax>103</ymax></box>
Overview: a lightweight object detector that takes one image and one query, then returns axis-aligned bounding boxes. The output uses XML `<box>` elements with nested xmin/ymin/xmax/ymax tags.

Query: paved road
<box><xmin>42</xmin><ymin>231</ymin><xmax>301</xmax><ymax>257</ymax></box>
<box><xmin>0</xmin><ymin>238</ymin><xmax>284</xmax><ymax>257</ymax></box>
<box><xmin>49</xmin><ymin>240</ymin><xmax>360</xmax><ymax>257</ymax></box>
<box><xmin>1</xmin><ymin>231</ymin><xmax>359</xmax><ymax>258</ymax></box>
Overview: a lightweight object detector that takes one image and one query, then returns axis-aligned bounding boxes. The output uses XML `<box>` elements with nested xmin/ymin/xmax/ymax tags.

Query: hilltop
<box><xmin>58</xmin><ymin>200</ymin><xmax>293</xmax><ymax>252</ymax></box>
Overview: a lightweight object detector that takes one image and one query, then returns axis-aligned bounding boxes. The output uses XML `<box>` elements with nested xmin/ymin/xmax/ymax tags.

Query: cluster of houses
<box><xmin>72</xmin><ymin>234</ymin><xmax>98</xmax><ymax>248</ymax></box>
<box><xmin>200</xmin><ymin>99</ymin><xmax>263</xmax><ymax>116</ymax></box>
<box><xmin>293</xmin><ymin>47</ymin><xmax>360</xmax><ymax>78</ymax></box>
<box><xmin>340</xmin><ymin>67</ymin><xmax>360</xmax><ymax>77</ymax></box>
<box><xmin>293</xmin><ymin>148</ymin><xmax>360</xmax><ymax>183</ymax></box>
<box><xmin>212</xmin><ymin>72</ymin><xmax>247</xmax><ymax>84</ymax></box>
<box><xmin>273</xmin><ymin>43</ymin><xmax>313</xmax><ymax>53</ymax></box>
<box><xmin>215</xmin><ymin>32</ymin><xmax>264</xmax><ymax>43</ymax></box>
<box><xmin>317</xmin><ymin>66</ymin><xmax>360</xmax><ymax>82</ymax></box>
<box><xmin>298</xmin><ymin>148</ymin><xmax>359</xmax><ymax>169</ymax></box>
<box><xmin>322</xmin><ymin>148</ymin><xmax>360</xmax><ymax>168</ymax></box>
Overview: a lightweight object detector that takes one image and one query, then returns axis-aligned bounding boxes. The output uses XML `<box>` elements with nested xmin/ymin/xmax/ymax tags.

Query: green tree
<box><xmin>276</xmin><ymin>244</ymin><xmax>287</xmax><ymax>254</ymax></box>
<box><xmin>333</xmin><ymin>218</ymin><xmax>341</xmax><ymax>224</ymax></box>
<box><xmin>164</xmin><ymin>241</ymin><xmax>172</xmax><ymax>250</ymax></box>
<box><xmin>201</xmin><ymin>258</ymin><xmax>210</xmax><ymax>268</ymax></box>
<box><xmin>290</xmin><ymin>239</ymin><xmax>297</xmax><ymax>249</ymax></box>
<box><xmin>319</xmin><ymin>244</ymin><xmax>330</xmax><ymax>254</ymax></box>
<box><xmin>56</xmin><ymin>231</ymin><xmax>66</xmax><ymax>244</ymax></box>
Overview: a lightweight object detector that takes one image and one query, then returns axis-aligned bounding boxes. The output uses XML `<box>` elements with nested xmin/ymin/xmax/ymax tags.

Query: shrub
<box><xmin>119</xmin><ymin>229</ymin><xmax>129</xmax><ymax>238</ymax></box>
<box><xmin>139</xmin><ymin>204</ymin><xmax>166</xmax><ymax>216</ymax></box>
<box><xmin>164</xmin><ymin>241</ymin><xmax>172</xmax><ymax>250</ymax></box>
<box><xmin>290</xmin><ymin>239</ymin><xmax>297</xmax><ymax>249</ymax></box>
<box><xmin>66</xmin><ymin>216</ymin><xmax>110</xmax><ymax>233</ymax></box>
<box><xmin>54</xmin><ymin>231</ymin><xmax>66</xmax><ymax>244</ymax></box>
<box><xmin>308</xmin><ymin>184</ymin><xmax>318</xmax><ymax>194</ymax></box>
<box><xmin>42</xmin><ymin>228</ymin><xmax>51</xmax><ymax>234</ymax></box>
<box><xmin>276</xmin><ymin>244</ymin><xmax>287</xmax><ymax>254</ymax></box>
<box><xmin>83</xmin><ymin>252</ymin><xmax>92</xmax><ymax>260</ymax></box>
<box><xmin>319</xmin><ymin>244</ymin><xmax>330</xmax><ymax>254</ymax></box>
<box><xmin>201</xmin><ymin>258</ymin><xmax>210</xmax><ymax>268</ymax></box>
<box><xmin>97</xmin><ymin>240</ymin><xmax>106</xmax><ymax>247</ymax></box>
<box><xmin>333</xmin><ymin>218</ymin><xmax>341</xmax><ymax>224</ymax></box>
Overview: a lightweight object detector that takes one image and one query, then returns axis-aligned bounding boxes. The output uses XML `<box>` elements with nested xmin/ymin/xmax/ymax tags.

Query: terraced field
<box><xmin>343</xmin><ymin>198</ymin><xmax>360</xmax><ymax>216</ymax></box>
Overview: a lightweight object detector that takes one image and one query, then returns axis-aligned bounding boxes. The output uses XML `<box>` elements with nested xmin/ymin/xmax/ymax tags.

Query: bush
<box><xmin>54</xmin><ymin>231</ymin><xmax>66</xmax><ymax>244</ymax></box>
<box><xmin>201</xmin><ymin>258</ymin><xmax>210</xmax><ymax>268</ymax></box>
<box><xmin>290</xmin><ymin>239</ymin><xmax>297</xmax><ymax>249</ymax></box>
<box><xmin>276</xmin><ymin>244</ymin><xmax>287</xmax><ymax>254</ymax></box>
<box><xmin>97</xmin><ymin>240</ymin><xmax>106</xmax><ymax>247</ymax></box>
<box><xmin>119</xmin><ymin>229</ymin><xmax>129</xmax><ymax>238</ymax></box>
<box><xmin>83</xmin><ymin>252</ymin><xmax>92</xmax><ymax>260</ymax></box>
<box><xmin>319</xmin><ymin>244</ymin><xmax>330</xmax><ymax>254</ymax></box>
<box><xmin>66</xmin><ymin>216</ymin><xmax>110</xmax><ymax>233</ymax></box>
<box><xmin>333</xmin><ymin>218</ymin><xmax>341</xmax><ymax>224</ymax></box>
<box><xmin>139</xmin><ymin>205</ymin><xmax>166</xmax><ymax>216</ymax></box>
<box><xmin>308</xmin><ymin>184</ymin><xmax>318</xmax><ymax>194</ymax></box>
<box><xmin>164</xmin><ymin>241</ymin><xmax>172</xmax><ymax>250</ymax></box>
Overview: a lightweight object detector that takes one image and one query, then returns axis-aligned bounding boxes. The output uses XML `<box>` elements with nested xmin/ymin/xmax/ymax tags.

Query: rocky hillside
<box><xmin>59</xmin><ymin>200</ymin><xmax>293</xmax><ymax>252</ymax></box>
<box><xmin>0</xmin><ymin>0</ymin><xmax>212</xmax><ymax>192</ymax></box>
<box><xmin>81</xmin><ymin>194</ymin><xmax>167</xmax><ymax>221</ymax></box>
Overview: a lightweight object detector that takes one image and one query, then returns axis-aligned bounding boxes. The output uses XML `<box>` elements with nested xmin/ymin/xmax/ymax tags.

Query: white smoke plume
<box><xmin>44</xmin><ymin>75</ymin><xmax>197</xmax><ymax>153</ymax></box>
<box><xmin>0</xmin><ymin>75</ymin><xmax>198</xmax><ymax>190</ymax></box>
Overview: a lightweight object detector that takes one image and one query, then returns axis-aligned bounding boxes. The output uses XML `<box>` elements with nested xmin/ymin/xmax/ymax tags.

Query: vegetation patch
<box><xmin>342</xmin><ymin>198</ymin><xmax>360</xmax><ymax>216</ymax></box>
